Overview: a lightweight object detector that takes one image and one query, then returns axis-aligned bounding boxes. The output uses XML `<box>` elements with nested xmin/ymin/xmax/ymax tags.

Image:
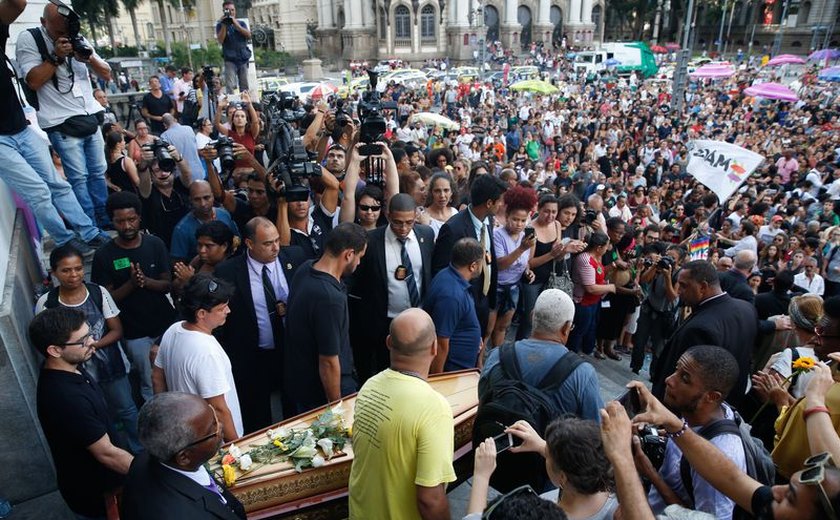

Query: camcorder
<box><xmin>143</xmin><ymin>139</ymin><xmax>176</xmax><ymax>172</ymax></box>
<box><xmin>223</xmin><ymin>7</ymin><xmax>235</xmax><ymax>24</ymax></box>
<box><xmin>207</xmin><ymin>136</ymin><xmax>235</xmax><ymax>172</ymax></box>
<box><xmin>357</xmin><ymin>70</ymin><xmax>397</xmax><ymax>156</ymax></box>
<box><xmin>51</xmin><ymin>0</ymin><xmax>93</xmax><ymax>59</ymax></box>
<box><xmin>263</xmin><ymin>91</ymin><xmax>320</xmax><ymax>202</ymax></box>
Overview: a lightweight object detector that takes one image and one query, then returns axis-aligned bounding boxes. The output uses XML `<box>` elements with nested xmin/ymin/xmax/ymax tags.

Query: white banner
<box><xmin>686</xmin><ymin>140</ymin><xmax>765</xmax><ymax>202</ymax></box>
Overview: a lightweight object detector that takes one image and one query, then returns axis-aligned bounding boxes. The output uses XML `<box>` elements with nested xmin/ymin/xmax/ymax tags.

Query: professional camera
<box><xmin>263</xmin><ymin>90</ymin><xmax>307</xmax><ymax>124</ymax></box>
<box><xmin>143</xmin><ymin>139</ymin><xmax>176</xmax><ymax>172</ymax></box>
<box><xmin>357</xmin><ymin>70</ymin><xmax>397</xmax><ymax>156</ymax></box>
<box><xmin>54</xmin><ymin>2</ymin><xmax>93</xmax><ymax>59</ymax></box>
<box><xmin>642</xmin><ymin>258</ymin><xmax>655</xmax><ymax>268</ymax></box>
<box><xmin>638</xmin><ymin>425</ymin><xmax>667</xmax><ymax>470</ymax></box>
<box><xmin>584</xmin><ymin>209</ymin><xmax>599</xmax><ymax>225</ymax></box>
<box><xmin>657</xmin><ymin>255</ymin><xmax>675</xmax><ymax>270</ymax></box>
<box><xmin>262</xmin><ymin>91</ymin><xmax>320</xmax><ymax>202</ymax></box>
<box><xmin>202</xmin><ymin>65</ymin><xmax>215</xmax><ymax>82</ymax></box>
<box><xmin>208</xmin><ymin>136</ymin><xmax>235</xmax><ymax>172</ymax></box>
<box><xmin>223</xmin><ymin>7</ymin><xmax>235</xmax><ymax>24</ymax></box>
<box><xmin>331</xmin><ymin>99</ymin><xmax>352</xmax><ymax>141</ymax></box>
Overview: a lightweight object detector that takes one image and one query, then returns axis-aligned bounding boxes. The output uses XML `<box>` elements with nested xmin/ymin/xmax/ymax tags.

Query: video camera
<box><xmin>263</xmin><ymin>91</ymin><xmax>320</xmax><ymax>202</ymax></box>
<box><xmin>357</xmin><ymin>70</ymin><xmax>397</xmax><ymax>156</ymax></box>
<box><xmin>143</xmin><ymin>139</ymin><xmax>176</xmax><ymax>172</ymax></box>
<box><xmin>51</xmin><ymin>0</ymin><xmax>93</xmax><ymax>59</ymax></box>
<box><xmin>222</xmin><ymin>7</ymin><xmax>235</xmax><ymax>24</ymax></box>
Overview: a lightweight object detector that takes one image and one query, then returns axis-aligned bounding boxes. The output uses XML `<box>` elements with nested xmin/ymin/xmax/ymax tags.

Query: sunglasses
<box><xmin>800</xmin><ymin>453</ymin><xmax>838</xmax><ymax>520</ymax></box>
<box><xmin>359</xmin><ymin>204</ymin><xmax>381</xmax><ymax>212</ymax></box>
<box><xmin>482</xmin><ymin>485</ymin><xmax>539</xmax><ymax>519</ymax></box>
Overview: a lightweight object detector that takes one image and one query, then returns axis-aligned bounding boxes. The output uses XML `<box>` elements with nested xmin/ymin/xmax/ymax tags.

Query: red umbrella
<box><xmin>309</xmin><ymin>82</ymin><xmax>338</xmax><ymax>100</ymax></box>
<box><xmin>665</xmin><ymin>42</ymin><xmax>680</xmax><ymax>51</ymax></box>
<box><xmin>651</xmin><ymin>45</ymin><xmax>668</xmax><ymax>53</ymax></box>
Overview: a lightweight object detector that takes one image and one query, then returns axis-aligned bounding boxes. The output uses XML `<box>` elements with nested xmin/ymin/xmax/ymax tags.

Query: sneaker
<box><xmin>66</xmin><ymin>238</ymin><xmax>94</xmax><ymax>256</ymax></box>
<box><xmin>87</xmin><ymin>233</ymin><xmax>112</xmax><ymax>249</ymax></box>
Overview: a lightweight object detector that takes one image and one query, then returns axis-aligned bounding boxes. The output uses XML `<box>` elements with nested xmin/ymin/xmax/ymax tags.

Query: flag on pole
<box><xmin>686</xmin><ymin>140</ymin><xmax>765</xmax><ymax>202</ymax></box>
<box><xmin>689</xmin><ymin>235</ymin><xmax>711</xmax><ymax>261</ymax></box>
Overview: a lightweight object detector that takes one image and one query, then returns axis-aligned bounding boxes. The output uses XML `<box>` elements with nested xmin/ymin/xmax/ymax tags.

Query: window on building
<box><xmin>592</xmin><ymin>5</ymin><xmax>602</xmax><ymax>40</ymax></box>
<box><xmin>379</xmin><ymin>7</ymin><xmax>387</xmax><ymax>40</ymax></box>
<box><xmin>395</xmin><ymin>5</ymin><xmax>411</xmax><ymax>40</ymax></box>
<box><xmin>421</xmin><ymin>5</ymin><xmax>436</xmax><ymax>41</ymax></box>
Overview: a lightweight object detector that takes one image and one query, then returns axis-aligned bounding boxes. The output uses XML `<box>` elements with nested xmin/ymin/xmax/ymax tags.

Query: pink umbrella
<box><xmin>742</xmin><ymin>82</ymin><xmax>798</xmax><ymax>101</ymax></box>
<box><xmin>650</xmin><ymin>45</ymin><xmax>668</xmax><ymax>54</ymax></box>
<box><xmin>765</xmin><ymin>54</ymin><xmax>806</xmax><ymax>66</ymax></box>
<box><xmin>665</xmin><ymin>42</ymin><xmax>680</xmax><ymax>50</ymax></box>
<box><xmin>689</xmin><ymin>63</ymin><xmax>736</xmax><ymax>79</ymax></box>
<box><xmin>309</xmin><ymin>82</ymin><xmax>338</xmax><ymax>100</ymax></box>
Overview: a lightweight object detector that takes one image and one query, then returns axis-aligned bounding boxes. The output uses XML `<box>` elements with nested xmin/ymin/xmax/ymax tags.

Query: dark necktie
<box><xmin>397</xmin><ymin>237</ymin><xmax>421</xmax><ymax>308</ymax></box>
<box><xmin>262</xmin><ymin>265</ymin><xmax>284</xmax><ymax>348</ymax></box>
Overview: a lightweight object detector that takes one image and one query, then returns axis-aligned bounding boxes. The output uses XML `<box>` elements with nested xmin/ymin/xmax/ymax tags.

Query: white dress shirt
<box><xmin>384</xmin><ymin>227</ymin><xmax>423</xmax><ymax>318</ymax></box>
<box><xmin>246</xmin><ymin>252</ymin><xmax>290</xmax><ymax>349</ymax></box>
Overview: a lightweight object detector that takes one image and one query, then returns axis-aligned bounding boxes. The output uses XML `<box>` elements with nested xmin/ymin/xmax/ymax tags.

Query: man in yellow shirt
<box><xmin>349</xmin><ymin>308</ymin><xmax>456</xmax><ymax>519</ymax></box>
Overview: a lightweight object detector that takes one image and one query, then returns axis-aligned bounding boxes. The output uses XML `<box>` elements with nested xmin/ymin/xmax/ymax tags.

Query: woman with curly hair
<box><xmin>489</xmin><ymin>186</ymin><xmax>539</xmax><ymax>349</ymax></box>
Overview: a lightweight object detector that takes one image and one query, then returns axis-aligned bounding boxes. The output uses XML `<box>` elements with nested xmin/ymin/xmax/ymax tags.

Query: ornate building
<box><xmin>250</xmin><ymin>0</ymin><xmax>604</xmax><ymax>63</ymax></box>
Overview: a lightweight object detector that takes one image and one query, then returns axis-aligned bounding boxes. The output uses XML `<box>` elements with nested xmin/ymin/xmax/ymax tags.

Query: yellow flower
<box><xmin>222</xmin><ymin>464</ymin><xmax>237</xmax><ymax>487</ymax></box>
<box><xmin>793</xmin><ymin>356</ymin><xmax>817</xmax><ymax>371</ymax></box>
<box><xmin>273</xmin><ymin>439</ymin><xmax>286</xmax><ymax>450</ymax></box>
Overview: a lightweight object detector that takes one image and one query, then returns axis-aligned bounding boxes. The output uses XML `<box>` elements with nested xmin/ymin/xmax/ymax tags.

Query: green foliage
<box><xmin>255</xmin><ymin>48</ymin><xmax>296</xmax><ymax>70</ymax></box>
<box><xmin>151</xmin><ymin>41</ymin><xmax>224</xmax><ymax>69</ymax></box>
<box><xmin>96</xmin><ymin>46</ymin><xmax>141</xmax><ymax>58</ymax></box>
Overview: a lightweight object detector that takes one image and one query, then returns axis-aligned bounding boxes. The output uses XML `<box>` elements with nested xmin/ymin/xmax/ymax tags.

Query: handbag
<box><xmin>545</xmin><ymin>257</ymin><xmax>573</xmax><ymax>297</ymax></box>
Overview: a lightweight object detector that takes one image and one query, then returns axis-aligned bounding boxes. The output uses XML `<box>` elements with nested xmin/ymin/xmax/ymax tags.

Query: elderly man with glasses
<box><xmin>121</xmin><ymin>392</ymin><xmax>246</xmax><ymax>520</ymax></box>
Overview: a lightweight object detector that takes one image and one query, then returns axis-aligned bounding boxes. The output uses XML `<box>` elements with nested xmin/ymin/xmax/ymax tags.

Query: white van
<box><xmin>573</xmin><ymin>51</ymin><xmax>609</xmax><ymax>75</ymax></box>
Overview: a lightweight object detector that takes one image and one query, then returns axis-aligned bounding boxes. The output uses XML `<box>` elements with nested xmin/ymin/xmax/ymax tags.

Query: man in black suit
<box><xmin>215</xmin><ymin>217</ymin><xmax>306</xmax><ymax>432</ymax></box>
<box><xmin>121</xmin><ymin>392</ymin><xmax>246</xmax><ymax>520</ymax></box>
<box><xmin>652</xmin><ymin>260</ymin><xmax>757</xmax><ymax>407</ymax></box>
<box><xmin>718</xmin><ymin>249</ymin><xmax>757</xmax><ymax>304</ymax></box>
<box><xmin>432</xmin><ymin>174</ymin><xmax>508</xmax><ymax>337</ymax></box>
<box><xmin>349</xmin><ymin>194</ymin><xmax>435</xmax><ymax>383</ymax></box>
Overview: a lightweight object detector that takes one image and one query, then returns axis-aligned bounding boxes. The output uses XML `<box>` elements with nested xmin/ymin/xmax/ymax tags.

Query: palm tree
<box><xmin>121</xmin><ymin>0</ymin><xmax>143</xmax><ymax>49</ymax></box>
<box><xmin>103</xmin><ymin>0</ymin><xmax>120</xmax><ymax>51</ymax></box>
<box><xmin>155</xmin><ymin>0</ymin><xmax>173</xmax><ymax>56</ymax></box>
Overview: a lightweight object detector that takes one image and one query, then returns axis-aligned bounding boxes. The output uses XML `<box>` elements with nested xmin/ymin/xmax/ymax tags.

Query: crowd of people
<box><xmin>4</xmin><ymin>0</ymin><xmax>840</xmax><ymax>518</ymax></box>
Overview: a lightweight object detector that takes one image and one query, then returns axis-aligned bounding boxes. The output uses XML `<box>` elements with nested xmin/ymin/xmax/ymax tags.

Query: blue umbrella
<box><xmin>566</xmin><ymin>52</ymin><xmax>577</xmax><ymax>59</ymax></box>
<box><xmin>819</xmin><ymin>66</ymin><xmax>840</xmax><ymax>82</ymax></box>
<box><xmin>605</xmin><ymin>58</ymin><xmax>621</xmax><ymax>67</ymax></box>
<box><xmin>809</xmin><ymin>49</ymin><xmax>840</xmax><ymax>61</ymax></box>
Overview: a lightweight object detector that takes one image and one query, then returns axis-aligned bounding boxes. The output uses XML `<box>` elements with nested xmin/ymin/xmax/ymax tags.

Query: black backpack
<box><xmin>44</xmin><ymin>282</ymin><xmax>104</xmax><ymax>313</ymax></box>
<box><xmin>474</xmin><ymin>344</ymin><xmax>584</xmax><ymax>492</ymax></box>
<box><xmin>18</xmin><ymin>28</ymin><xmax>59</xmax><ymax>111</ymax></box>
<box><xmin>680</xmin><ymin>411</ymin><xmax>776</xmax><ymax>520</ymax></box>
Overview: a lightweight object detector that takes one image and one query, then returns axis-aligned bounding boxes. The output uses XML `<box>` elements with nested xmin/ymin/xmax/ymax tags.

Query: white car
<box><xmin>378</xmin><ymin>69</ymin><xmax>427</xmax><ymax>91</ymax></box>
<box><xmin>280</xmin><ymin>81</ymin><xmax>321</xmax><ymax>102</ymax></box>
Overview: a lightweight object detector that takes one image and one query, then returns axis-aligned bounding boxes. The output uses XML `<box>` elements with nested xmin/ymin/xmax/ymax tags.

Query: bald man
<box><xmin>719</xmin><ymin>249</ymin><xmax>758</xmax><ymax>304</ymax></box>
<box><xmin>121</xmin><ymin>392</ymin><xmax>246</xmax><ymax>519</ymax></box>
<box><xmin>348</xmin><ymin>309</ymin><xmax>455</xmax><ymax>520</ymax></box>
<box><xmin>17</xmin><ymin>1</ymin><xmax>113</xmax><ymax>227</ymax></box>
<box><xmin>170</xmin><ymin>180</ymin><xmax>240</xmax><ymax>263</ymax></box>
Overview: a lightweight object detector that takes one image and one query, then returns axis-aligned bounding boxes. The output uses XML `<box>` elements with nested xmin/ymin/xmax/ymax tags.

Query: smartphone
<box><xmin>524</xmin><ymin>227</ymin><xmax>536</xmax><ymax>240</ymax></box>
<box><xmin>617</xmin><ymin>388</ymin><xmax>642</xmax><ymax>418</ymax></box>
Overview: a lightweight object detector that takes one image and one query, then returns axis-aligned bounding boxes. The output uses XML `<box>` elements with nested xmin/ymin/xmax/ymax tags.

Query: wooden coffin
<box><xmin>211</xmin><ymin>369</ymin><xmax>480</xmax><ymax>518</ymax></box>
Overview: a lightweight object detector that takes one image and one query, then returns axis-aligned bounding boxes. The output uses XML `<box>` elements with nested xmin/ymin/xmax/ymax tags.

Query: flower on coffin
<box><xmin>228</xmin><ymin>444</ymin><xmax>242</xmax><ymax>459</ymax></box>
<box><xmin>311</xmin><ymin>455</ymin><xmax>325</xmax><ymax>468</ymax></box>
<box><xmin>222</xmin><ymin>464</ymin><xmax>236</xmax><ymax>486</ymax></box>
<box><xmin>317</xmin><ymin>438</ymin><xmax>334</xmax><ymax>459</ymax></box>
<box><xmin>238</xmin><ymin>454</ymin><xmax>253</xmax><ymax>471</ymax></box>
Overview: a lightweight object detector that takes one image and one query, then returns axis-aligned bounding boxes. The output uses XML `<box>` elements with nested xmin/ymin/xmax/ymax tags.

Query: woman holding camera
<box><xmin>567</xmin><ymin>232</ymin><xmax>616</xmax><ymax>356</ymax></box>
<box><xmin>517</xmin><ymin>194</ymin><xmax>586</xmax><ymax>340</ymax></box>
<box><xmin>215</xmin><ymin>91</ymin><xmax>260</xmax><ymax>169</ymax></box>
<box><xmin>490</xmin><ymin>186</ymin><xmax>538</xmax><ymax>349</ymax></box>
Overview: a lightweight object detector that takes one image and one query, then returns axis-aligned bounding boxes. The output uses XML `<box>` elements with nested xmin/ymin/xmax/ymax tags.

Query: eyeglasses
<box><xmin>800</xmin><ymin>452</ymin><xmax>838</xmax><ymax>520</ymax></box>
<box><xmin>62</xmin><ymin>332</ymin><xmax>93</xmax><ymax>348</ymax></box>
<box><xmin>359</xmin><ymin>204</ymin><xmax>381</xmax><ymax>212</ymax></box>
<box><xmin>481</xmin><ymin>485</ymin><xmax>539</xmax><ymax>519</ymax></box>
<box><xmin>178</xmin><ymin>413</ymin><xmax>221</xmax><ymax>452</ymax></box>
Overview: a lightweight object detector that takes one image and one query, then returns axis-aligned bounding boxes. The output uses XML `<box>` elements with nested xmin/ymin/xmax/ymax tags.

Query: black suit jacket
<box><xmin>431</xmin><ymin>208</ymin><xmax>499</xmax><ymax>309</ymax></box>
<box><xmin>349</xmin><ymin>224</ymin><xmax>435</xmax><ymax>329</ymax></box>
<box><xmin>121</xmin><ymin>453</ymin><xmax>245</xmax><ymax>520</ymax></box>
<box><xmin>719</xmin><ymin>269</ymin><xmax>755</xmax><ymax>304</ymax></box>
<box><xmin>652</xmin><ymin>293</ymin><xmax>758</xmax><ymax>406</ymax></box>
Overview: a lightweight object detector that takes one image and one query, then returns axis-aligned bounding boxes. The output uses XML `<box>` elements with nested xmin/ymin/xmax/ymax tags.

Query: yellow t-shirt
<box><xmin>773</xmin><ymin>383</ymin><xmax>840</xmax><ymax>479</ymax></box>
<box><xmin>348</xmin><ymin>369</ymin><xmax>457</xmax><ymax>520</ymax></box>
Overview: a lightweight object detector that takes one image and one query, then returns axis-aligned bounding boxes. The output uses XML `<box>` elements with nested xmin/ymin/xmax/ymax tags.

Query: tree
<box><xmin>156</xmin><ymin>0</ymin><xmax>197</xmax><ymax>60</ymax></box>
<box><xmin>73</xmin><ymin>0</ymin><xmax>104</xmax><ymax>46</ymax></box>
<box><xmin>121</xmin><ymin>0</ymin><xmax>143</xmax><ymax>50</ymax></box>
<box><xmin>102</xmin><ymin>0</ymin><xmax>120</xmax><ymax>52</ymax></box>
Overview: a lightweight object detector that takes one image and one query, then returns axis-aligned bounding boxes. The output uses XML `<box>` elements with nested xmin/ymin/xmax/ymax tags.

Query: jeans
<box><xmin>99</xmin><ymin>375</ymin><xmax>142</xmax><ymax>454</ymax></box>
<box><xmin>123</xmin><ymin>336</ymin><xmax>155</xmax><ymax>402</ymax></box>
<box><xmin>48</xmin><ymin>129</ymin><xmax>109</xmax><ymax>227</ymax></box>
<box><xmin>0</xmin><ymin>127</ymin><xmax>99</xmax><ymax>244</ymax></box>
<box><xmin>567</xmin><ymin>302</ymin><xmax>599</xmax><ymax>355</ymax></box>
<box><xmin>516</xmin><ymin>282</ymin><xmax>542</xmax><ymax>340</ymax></box>
<box><xmin>223</xmin><ymin>61</ymin><xmax>249</xmax><ymax>93</ymax></box>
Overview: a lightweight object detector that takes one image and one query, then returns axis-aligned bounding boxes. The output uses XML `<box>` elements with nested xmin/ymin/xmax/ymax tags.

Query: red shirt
<box><xmin>229</xmin><ymin>130</ymin><xmax>255</xmax><ymax>169</ymax></box>
<box><xmin>573</xmin><ymin>253</ymin><xmax>607</xmax><ymax>306</ymax></box>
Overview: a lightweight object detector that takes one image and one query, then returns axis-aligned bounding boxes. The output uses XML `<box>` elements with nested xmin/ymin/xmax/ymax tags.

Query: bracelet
<box><xmin>664</xmin><ymin>419</ymin><xmax>689</xmax><ymax>439</ymax></box>
<box><xmin>804</xmin><ymin>406</ymin><xmax>830</xmax><ymax>420</ymax></box>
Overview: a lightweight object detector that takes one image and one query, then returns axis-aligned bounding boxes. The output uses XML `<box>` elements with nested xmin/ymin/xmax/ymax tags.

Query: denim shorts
<box><xmin>496</xmin><ymin>283</ymin><xmax>521</xmax><ymax>314</ymax></box>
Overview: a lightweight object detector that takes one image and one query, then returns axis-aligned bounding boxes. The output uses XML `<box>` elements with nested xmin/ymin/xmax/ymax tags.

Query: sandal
<box><xmin>605</xmin><ymin>350</ymin><xmax>622</xmax><ymax>361</ymax></box>
<box><xmin>593</xmin><ymin>350</ymin><xmax>606</xmax><ymax>360</ymax></box>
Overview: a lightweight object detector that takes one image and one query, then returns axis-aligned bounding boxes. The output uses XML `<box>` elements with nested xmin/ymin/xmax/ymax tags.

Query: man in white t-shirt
<box><xmin>152</xmin><ymin>275</ymin><xmax>244</xmax><ymax>440</ymax></box>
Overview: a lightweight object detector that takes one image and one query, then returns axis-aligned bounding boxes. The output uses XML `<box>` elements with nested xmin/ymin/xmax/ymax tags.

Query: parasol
<box><xmin>409</xmin><ymin>112</ymin><xmax>461</xmax><ymax>130</ymax></box>
<box><xmin>309</xmin><ymin>82</ymin><xmax>338</xmax><ymax>100</ymax></box>
<box><xmin>689</xmin><ymin>63</ymin><xmax>736</xmax><ymax>79</ymax></box>
<box><xmin>742</xmin><ymin>82</ymin><xmax>798</xmax><ymax>101</ymax></box>
<box><xmin>665</xmin><ymin>42</ymin><xmax>681</xmax><ymax>50</ymax></box>
<box><xmin>764</xmin><ymin>54</ymin><xmax>806</xmax><ymax>66</ymax></box>
<box><xmin>650</xmin><ymin>45</ymin><xmax>668</xmax><ymax>54</ymax></box>
<box><xmin>509</xmin><ymin>79</ymin><xmax>560</xmax><ymax>94</ymax></box>
<box><xmin>818</xmin><ymin>66</ymin><xmax>840</xmax><ymax>82</ymax></box>
<box><xmin>809</xmin><ymin>49</ymin><xmax>840</xmax><ymax>61</ymax></box>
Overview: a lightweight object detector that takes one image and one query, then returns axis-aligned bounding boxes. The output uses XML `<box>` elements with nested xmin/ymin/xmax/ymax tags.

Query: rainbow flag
<box><xmin>689</xmin><ymin>235</ymin><xmax>710</xmax><ymax>261</ymax></box>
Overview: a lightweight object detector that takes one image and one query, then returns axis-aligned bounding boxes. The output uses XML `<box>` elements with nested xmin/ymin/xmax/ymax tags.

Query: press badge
<box><xmin>113</xmin><ymin>257</ymin><xmax>131</xmax><ymax>270</ymax></box>
<box><xmin>601</xmin><ymin>299</ymin><xmax>611</xmax><ymax>309</ymax></box>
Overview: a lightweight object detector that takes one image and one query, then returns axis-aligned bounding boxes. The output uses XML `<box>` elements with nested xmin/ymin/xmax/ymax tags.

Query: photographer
<box><xmin>17</xmin><ymin>0</ymin><xmax>113</xmax><ymax>228</ymax></box>
<box><xmin>214</xmin><ymin>91</ymin><xmax>260</xmax><ymax>170</ymax></box>
<box><xmin>215</xmin><ymin>0</ymin><xmax>251</xmax><ymax>94</ymax></box>
<box><xmin>339</xmin><ymin>142</ymin><xmax>399</xmax><ymax>226</ymax></box>
<box><xmin>275</xmin><ymin>161</ymin><xmax>340</xmax><ymax>260</ymax></box>
<box><xmin>631</xmin><ymin>243</ymin><xmax>681</xmax><ymax>375</ymax></box>
<box><xmin>201</xmin><ymin>143</ymin><xmax>274</xmax><ymax>231</ymax></box>
<box><xmin>303</xmin><ymin>100</ymin><xmax>357</xmax><ymax>160</ymax></box>
<box><xmin>137</xmin><ymin>140</ymin><xmax>192</xmax><ymax>248</ymax></box>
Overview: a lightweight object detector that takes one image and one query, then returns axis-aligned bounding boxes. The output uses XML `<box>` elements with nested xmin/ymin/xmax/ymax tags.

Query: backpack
<box><xmin>44</xmin><ymin>282</ymin><xmax>104</xmax><ymax>313</ymax></box>
<box><xmin>180</xmin><ymin>88</ymin><xmax>200</xmax><ymax>128</ymax></box>
<box><xmin>19</xmin><ymin>28</ymin><xmax>58</xmax><ymax>111</ymax></box>
<box><xmin>474</xmin><ymin>344</ymin><xmax>584</xmax><ymax>492</ymax></box>
<box><xmin>680</xmin><ymin>411</ymin><xmax>776</xmax><ymax>520</ymax></box>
